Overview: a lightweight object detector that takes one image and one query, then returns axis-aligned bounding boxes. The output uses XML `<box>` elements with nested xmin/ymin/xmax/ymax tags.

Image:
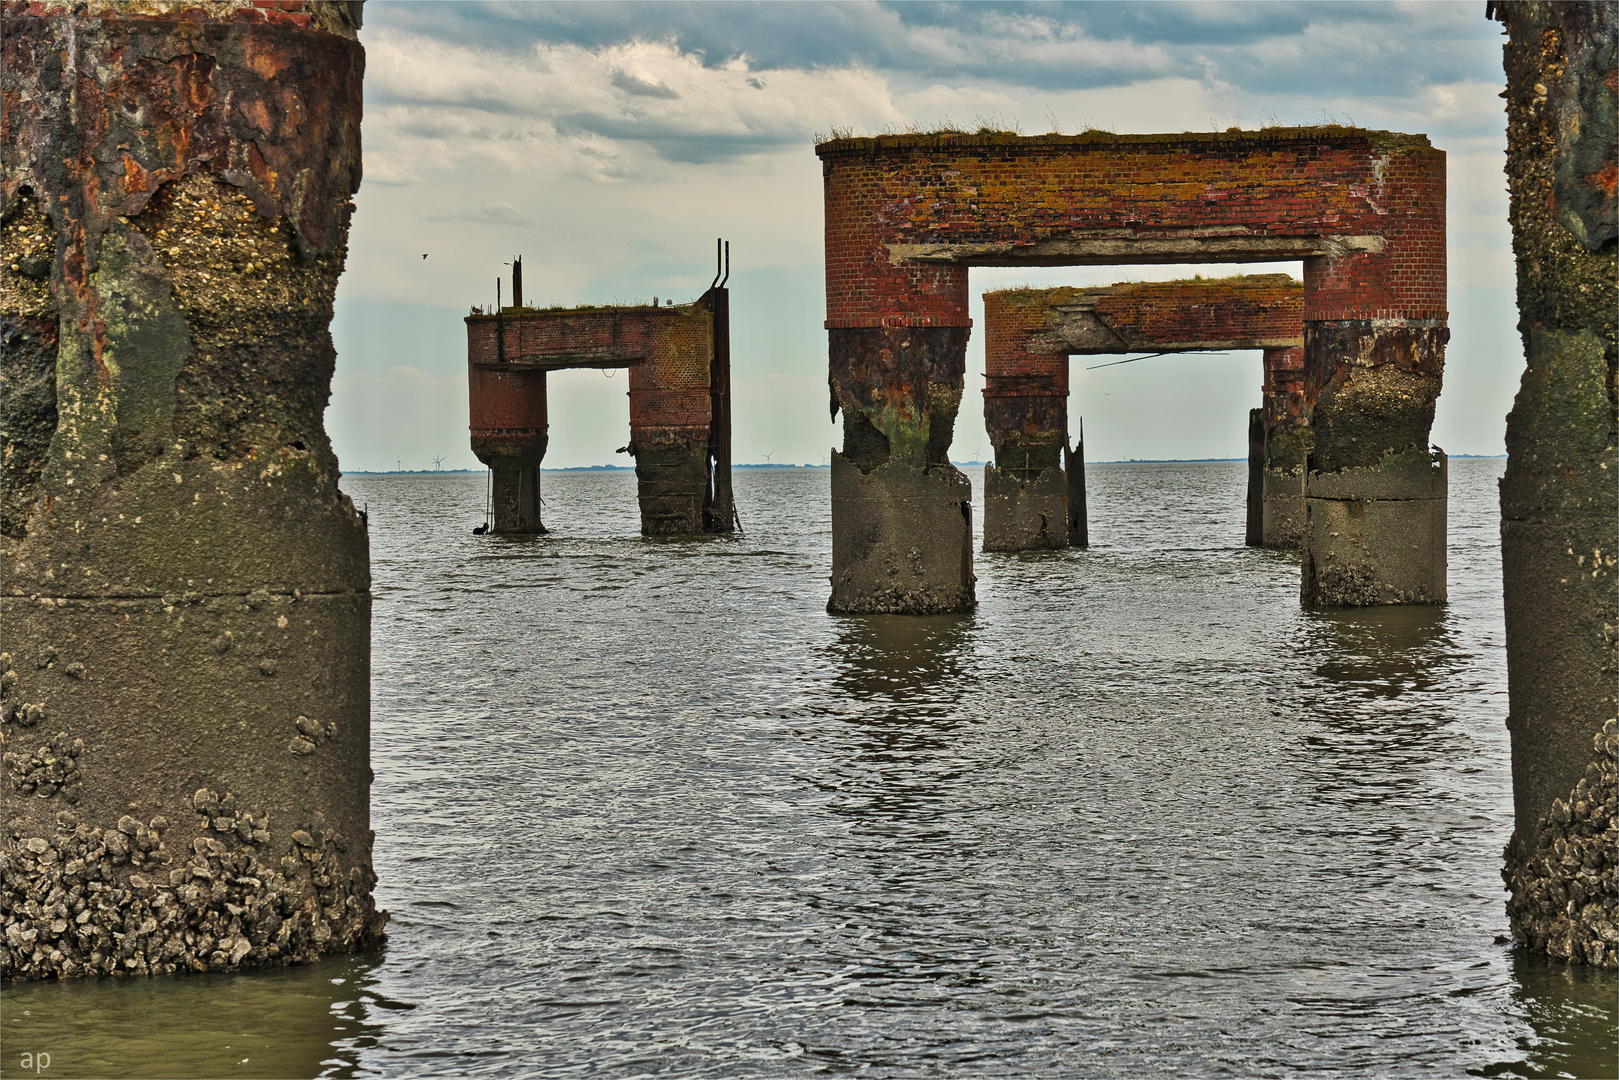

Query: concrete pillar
<box><xmin>1259</xmin><ymin>345</ymin><xmax>1309</xmax><ymax>548</ymax></box>
<box><xmin>828</xmin><ymin>326</ymin><xmax>975</xmax><ymax>614</ymax></box>
<box><xmin>628</xmin><ymin>300</ymin><xmax>726</xmax><ymax>537</ymax></box>
<box><xmin>1299</xmin><ymin>317</ymin><xmax>1449</xmax><ymax>606</ymax></box>
<box><xmin>0</xmin><ymin>1</ymin><xmax>384</xmax><ymax>980</ymax></box>
<box><xmin>983</xmin><ymin>380</ymin><xmax>1068</xmax><ymax>552</ymax></box>
<box><xmin>469</xmin><ymin>366</ymin><xmax>549</xmax><ymax>534</ymax></box>
<box><xmin>631</xmin><ymin>434</ymin><xmax>710</xmax><ymax>535</ymax></box>
<box><xmin>1245</xmin><ymin>408</ymin><xmax>1266</xmax><ymax>547</ymax></box>
<box><xmin>1491</xmin><ymin>0</ymin><xmax>1617</xmax><ymax>968</ymax></box>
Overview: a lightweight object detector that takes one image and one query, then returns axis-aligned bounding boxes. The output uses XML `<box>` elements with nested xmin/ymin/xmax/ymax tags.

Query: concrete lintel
<box><xmin>888</xmin><ymin>233</ymin><xmax>1384</xmax><ymax>266</ymax></box>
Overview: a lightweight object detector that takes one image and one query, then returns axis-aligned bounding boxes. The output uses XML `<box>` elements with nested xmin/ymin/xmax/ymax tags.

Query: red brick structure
<box><xmin>465</xmin><ymin>278</ymin><xmax>734</xmax><ymax>536</ymax></box>
<box><xmin>818</xmin><ymin>128</ymin><xmax>1448</xmax><ymax>612</ymax></box>
<box><xmin>980</xmin><ymin>275</ymin><xmax>1307</xmax><ymax>551</ymax></box>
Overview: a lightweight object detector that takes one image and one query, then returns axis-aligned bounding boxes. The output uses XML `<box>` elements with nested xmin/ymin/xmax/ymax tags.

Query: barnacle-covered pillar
<box><xmin>1491</xmin><ymin>0</ymin><xmax>1617</xmax><ymax>969</ymax></box>
<box><xmin>1</xmin><ymin>0</ymin><xmax>383</xmax><ymax>980</ymax></box>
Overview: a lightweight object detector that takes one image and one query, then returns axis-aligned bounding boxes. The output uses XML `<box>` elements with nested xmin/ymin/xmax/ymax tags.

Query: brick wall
<box><xmin>466</xmin><ymin>303</ymin><xmax>715</xmax><ymax>448</ymax></box>
<box><xmin>818</xmin><ymin>129</ymin><xmax>1445</xmax><ymax>328</ymax></box>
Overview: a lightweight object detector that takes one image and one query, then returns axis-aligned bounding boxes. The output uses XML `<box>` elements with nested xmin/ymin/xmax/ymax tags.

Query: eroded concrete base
<box><xmin>1260</xmin><ymin>424</ymin><xmax>1308</xmax><ymax>549</ymax></box>
<box><xmin>983</xmin><ymin>465</ymin><xmax>1066</xmax><ymax>552</ymax></box>
<box><xmin>1301</xmin><ymin>449</ymin><xmax>1447</xmax><ymax>606</ymax></box>
<box><xmin>489</xmin><ymin>453</ymin><xmax>547</xmax><ymax>534</ymax></box>
<box><xmin>1261</xmin><ymin>469</ymin><xmax>1305</xmax><ymax>549</ymax></box>
<box><xmin>1</xmin><ymin>592</ymin><xmax>384</xmax><ymax>979</ymax></box>
<box><xmin>634</xmin><ymin>439</ymin><xmax>710</xmax><ymax>536</ymax></box>
<box><xmin>828</xmin><ymin>454</ymin><xmax>975</xmax><ymax>614</ymax></box>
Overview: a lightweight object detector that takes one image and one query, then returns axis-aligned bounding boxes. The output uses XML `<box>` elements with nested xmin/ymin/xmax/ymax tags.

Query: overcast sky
<box><xmin>327</xmin><ymin>0</ymin><xmax>1514</xmax><ymax>471</ymax></box>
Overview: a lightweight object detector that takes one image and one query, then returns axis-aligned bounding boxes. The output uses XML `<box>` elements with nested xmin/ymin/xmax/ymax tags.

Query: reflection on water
<box><xmin>5</xmin><ymin>461</ymin><xmax>1613</xmax><ymax>1079</ymax></box>
<box><xmin>825</xmin><ymin>613</ymin><xmax>977</xmax><ymax>713</ymax></box>
<box><xmin>1476</xmin><ymin>954</ymin><xmax>1619</xmax><ymax>1079</ymax></box>
<box><xmin>0</xmin><ymin>951</ymin><xmax>402</xmax><ymax>1079</ymax></box>
<box><xmin>1303</xmin><ymin>603</ymin><xmax>1461</xmax><ymax>698</ymax></box>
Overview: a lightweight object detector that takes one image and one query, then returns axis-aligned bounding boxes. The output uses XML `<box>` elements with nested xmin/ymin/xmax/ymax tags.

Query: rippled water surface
<box><xmin>5</xmin><ymin>460</ymin><xmax>1616</xmax><ymax>1078</ymax></box>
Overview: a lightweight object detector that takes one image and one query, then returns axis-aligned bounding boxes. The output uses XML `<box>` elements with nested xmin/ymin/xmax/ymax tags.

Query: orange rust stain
<box><xmin>1587</xmin><ymin>162</ymin><xmax>1618</xmax><ymax>197</ymax></box>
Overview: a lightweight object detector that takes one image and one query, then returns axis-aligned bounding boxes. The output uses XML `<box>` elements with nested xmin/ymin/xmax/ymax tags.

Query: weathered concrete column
<box><xmin>828</xmin><ymin>325</ymin><xmax>975</xmax><ymax>613</ymax></box>
<box><xmin>1491</xmin><ymin>0</ymin><xmax>1617</xmax><ymax>969</ymax></box>
<box><xmin>1245</xmin><ymin>408</ymin><xmax>1266</xmax><ymax>547</ymax></box>
<box><xmin>0</xmin><ymin>1</ymin><xmax>384</xmax><ymax>980</ymax></box>
<box><xmin>982</xmin><ymin>291</ymin><xmax>1068</xmax><ymax>552</ymax></box>
<box><xmin>1258</xmin><ymin>345</ymin><xmax>1309</xmax><ymax>548</ymax></box>
<box><xmin>1300</xmin><ymin>315</ymin><xmax>1448</xmax><ymax>605</ymax></box>
<box><xmin>1295</xmin><ymin>138</ymin><xmax>1448</xmax><ymax>604</ymax></box>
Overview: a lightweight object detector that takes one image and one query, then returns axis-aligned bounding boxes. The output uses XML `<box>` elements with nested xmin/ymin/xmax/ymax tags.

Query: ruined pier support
<box><xmin>819</xmin><ymin>129</ymin><xmax>1445</xmax><ymax>611</ymax></box>
<box><xmin>469</xmin><ymin>363</ymin><xmax>549</xmax><ymax>533</ymax></box>
<box><xmin>827</xmin><ymin>325</ymin><xmax>976</xmax><ymax>612</ymax></box>
<box><xmin>466</xmin><ymin>286</ymin><xmax>734</xmax><ymax>536</ymax></box>
<box><xmin>1490</xmin><ymin>0</ymin><xmax>1617</xmax><ymax>969</ymax></box>
<box><xmin>1</xmin><ymin>0</ymin><xmax>384</xmax><ymax>980</ymax></box>
<box><xmin>980</xmin><ymin>276</ymin><xmax>1306</xmax><ymax>553</ymax></box>
<box><xmin>1299</xmin><ymin>318</ymin><xmax>1448</xmax><ymax>605</ymax></box>
<box><xmin>1258</xmin><ymin>345</ymin><xmax>1309</xmax><ymax>547</ymax></box>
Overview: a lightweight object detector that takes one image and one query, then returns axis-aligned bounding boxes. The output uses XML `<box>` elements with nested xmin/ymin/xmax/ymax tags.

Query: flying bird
<box><xmin>421</xmin><ymin>254</ymin><xmax>428</xmax><ymax>259</ymax></box>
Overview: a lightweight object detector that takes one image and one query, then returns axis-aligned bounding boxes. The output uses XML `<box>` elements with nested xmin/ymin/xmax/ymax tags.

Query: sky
<box><xmin>326</xmin><ymin>0</ymin><xmax>1516</xmax><ymax>471</ymax></box>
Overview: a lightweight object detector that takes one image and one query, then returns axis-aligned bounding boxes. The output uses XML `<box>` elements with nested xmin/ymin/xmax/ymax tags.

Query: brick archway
<box><xmin>465</xmin><ymin>283</ymin><xmax>735</xmax><ymax>537</ymax></box>
<box><xmin>981</xmin><ymin>274</ymin><xmax>1306</xmax><ymax>552</ymax></box>
<box><xmin>818</xmin><ymin>128</ymin><xmax>1448</xmax><ymax>613</ymax></box>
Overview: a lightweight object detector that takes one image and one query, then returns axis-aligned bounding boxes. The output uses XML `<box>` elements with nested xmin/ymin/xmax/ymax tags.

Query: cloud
<box><xmin>424</xmin><ymin>201</ymin><xmax>533</xmax><ymax>226</ymax></box>
<box><xmin>329</xmin><ymin>3</ymin><xmax>1520</xmax><ymax>468</ymax></box>
<box><xmin>368</xmin><ymin>1</ymin><xmax>1496</xmax><ymax>95</ymax></box>
<box><xmin>362</xmin><ymin>28</ymin><xmax>908</xmax><ymax>182</ymax></box>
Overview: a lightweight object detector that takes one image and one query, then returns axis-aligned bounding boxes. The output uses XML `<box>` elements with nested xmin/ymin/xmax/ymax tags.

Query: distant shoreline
<box><xmin>344</xmin><ymin>454</ymin><xmax>1504</xmax><ymax>477</ymax></box>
